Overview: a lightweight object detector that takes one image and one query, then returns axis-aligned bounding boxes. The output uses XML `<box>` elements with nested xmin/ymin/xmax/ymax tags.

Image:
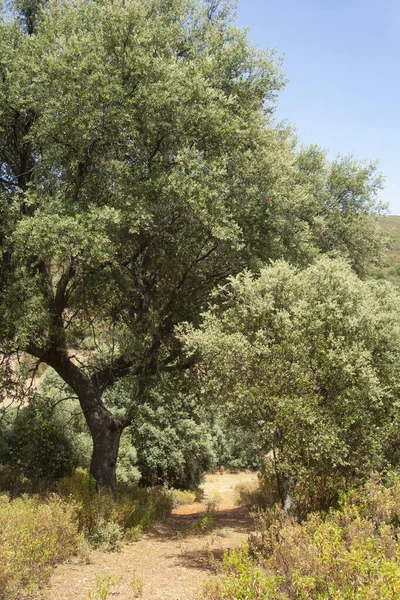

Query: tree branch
<box><xmin>91</xmin><ymin>356</ymin><xmax>139</xmax><ymax>393</ymax></box>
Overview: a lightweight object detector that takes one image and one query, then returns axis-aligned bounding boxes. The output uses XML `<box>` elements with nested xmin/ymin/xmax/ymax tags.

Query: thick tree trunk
<box><xmin>35</xmin><ymin>348</ymin><xmax>128</xmax><ymax>496</ymax></box>
<box><xmin>271</xmin><ymin>444</ymin><xmax>295</xmax><ymax>514</ymax></box>
<box><xmin>89</xmin><ymin>412</ymin><xmax>123</xmax><ymax>496</ymax></box>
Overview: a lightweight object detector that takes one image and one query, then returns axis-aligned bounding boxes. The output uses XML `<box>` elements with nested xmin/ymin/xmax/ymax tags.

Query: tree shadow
<box><xmin>146</xmin><ymin>506</ymin><xmax>255</xmax><ymax>542</ymax></box>
<box><xmin>166</xmin><ymin>547</ymin><xmax>226</xmax><ymax>573</ymax></box>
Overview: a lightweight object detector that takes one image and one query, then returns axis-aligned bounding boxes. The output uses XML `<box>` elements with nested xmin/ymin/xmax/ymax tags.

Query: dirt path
<box><xmin>40</xmin><ymin>472</ymin><xmax>257</xmax><ymax>600</ymax></box>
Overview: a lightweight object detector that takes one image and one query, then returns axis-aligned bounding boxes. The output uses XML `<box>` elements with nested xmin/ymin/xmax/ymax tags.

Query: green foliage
<box><xmin>370</xmin><ymin>215</ymin><xmax>400</xmax><ymax>287</ymax></box>
<box><xmin>116</xmin><ymin>428</ymin><xmax>141</xmax><ymax>486</ymax></box>
<box><xmin>170</xmin><ymin>488</ymin><xmax>197</xmax><ymax>507</ymax></box>
<box><xmin>106</xmin><ymin>379</ymin><xmax>216</xmax><ymax>489</ymax></box>
<box><xmin>35</xmin><ymin>368</ymin><xmax>93</xmax><ymax>467</ymax></box>
<box><xmin>182</xmin><ymin>256</ymin><xmax>400</xmax><ymax>508</ymax></box>
<box><xmin>4</xmin><ymin>400</ymin><xmax>77</xmax><ymax>483</ymax></box>
<box><xmin>0</xmin><ymin>493</ymin><xmax>80</xmax><ymax>599</ymax></box>
<box><xmin>0</xmin><ymin>371</ymin><xmax>94</xmax><ymax>490</ymax></box>
<box><xmin>210</xmin><ymin>417</ymin><xmax>263</xmax><ymax>470</ymax></box>
<box><xmin>0</xmin><ymin>366</ymin><xmax>95</xmax><ymax>486</ymax></box>
<box><xmin>56</xmin><ymin>468</ymin><xmax>173</xmax><ymax>545</ymax></box>
<box><xmin>204</xmin><ymin>546</ymin><xmax>279</xmax><ymax>600</ymax></box>
<box><xmin>0</xmin><ymin>0</ymin><xmax>387</xmax><ymax>491</ymax></box>
<box><xmin>294</xmin><ymin>146</ymin><xmax>385</xmax><ymax>276</ymax></box>
<box><xmin>205</xmin><ymin>478</ymin><xmax>400</xmax><ymax>600</ymax></box>
<box><xmin>132</xmin><ymin>397</ymin><xmax>215</xmax><ymax>489</ymax></box>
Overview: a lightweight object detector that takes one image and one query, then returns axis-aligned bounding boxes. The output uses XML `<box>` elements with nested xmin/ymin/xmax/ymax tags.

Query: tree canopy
<box><xmin>181</xmin><ymin>257</ymin><xmax>400</xmax><ymax>509</ymax></box>
<box><xmin>0</xmin><ymin>0</ymin><xmax>386</xmax><ymax>491</ymax></box>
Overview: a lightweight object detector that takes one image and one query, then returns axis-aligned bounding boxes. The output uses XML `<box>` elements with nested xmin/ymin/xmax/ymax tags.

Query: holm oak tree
<box><xmin>0</xmin><ymin>0</ymin><xmax>384</xmax><ymax>492</ymax></box>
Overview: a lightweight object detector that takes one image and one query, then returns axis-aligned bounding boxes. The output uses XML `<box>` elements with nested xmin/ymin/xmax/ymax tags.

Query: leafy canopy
<box><xmin>181</xmin><ymin>256</ymin><xmax>400</xmax><ymax>494</ymax></box>
<box><xmin>0</xmin><ymin>0</ymin><xmax>387</xmax><ymax>491</ymax></box>
<box><xmin>0</xmin><ymin>0</ymin><xmax>383</xmax><ymax>378</ymax></box>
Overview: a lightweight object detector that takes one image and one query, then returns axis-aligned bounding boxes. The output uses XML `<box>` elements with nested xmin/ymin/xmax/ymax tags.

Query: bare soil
<box><xmin>38</xmin><ymin>471</ymin><xmax>258</xmax><ymax>600</ymax></box>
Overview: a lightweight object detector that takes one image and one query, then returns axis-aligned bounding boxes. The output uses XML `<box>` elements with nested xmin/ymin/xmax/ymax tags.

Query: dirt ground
<box><xmin>38</xmin><ymin>471</ymin><xmax>258</xmax><ymax>600</ymax></box>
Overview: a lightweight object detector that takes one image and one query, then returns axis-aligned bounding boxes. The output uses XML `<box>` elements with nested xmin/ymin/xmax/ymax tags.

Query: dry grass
<box><xmin>0</xmin><ymin>493</ymin><xmax>81</xmax><ymax>598</ymax></box>
<box><xmin>38</xmin><ymin>473</ymin><xmax>257</xmax><ymax>600</ymax></box>
<box><xmin>204</xmin><ymin>478</ymin><xmax>400</xmax><ymax>599</ymax></box>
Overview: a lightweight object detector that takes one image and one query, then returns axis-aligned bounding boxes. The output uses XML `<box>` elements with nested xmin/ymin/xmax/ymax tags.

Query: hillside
<box><xmin>370</xmin><ymin>215</ymin><xmax>400</xmax><ymax>286</ymax></box>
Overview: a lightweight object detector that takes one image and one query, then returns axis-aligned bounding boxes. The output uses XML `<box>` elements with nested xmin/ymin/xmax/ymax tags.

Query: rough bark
<box><xmin>26</xmin><ymin>345</ymin><xmax>129</xmax><ymax>495</ymax></box>
<box><xmin>89</xmin><ymin>412</ymin><xmax>124</xmax><ymax>496</ymax></box>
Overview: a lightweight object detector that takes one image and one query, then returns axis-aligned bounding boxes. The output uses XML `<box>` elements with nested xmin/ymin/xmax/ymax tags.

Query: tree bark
<box><xmin>27</xmin><ymin>346</ymin><xmax>128</xmax><ymax>496</ymax></box>
<box><xmin>89</xmin><ymin>412</ymin><xmax>124</xmax><ymax>496</ymax></box>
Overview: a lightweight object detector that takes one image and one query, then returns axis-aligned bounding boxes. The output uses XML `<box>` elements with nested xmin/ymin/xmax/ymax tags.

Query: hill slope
<box><xmin>370</xmin><ymin>215</ymin><xmax>400</xmax><ymax>287</ymax></box>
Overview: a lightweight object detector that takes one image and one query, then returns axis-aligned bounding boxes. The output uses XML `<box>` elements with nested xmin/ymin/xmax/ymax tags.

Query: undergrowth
<box><xmin>0</xmin><ymin>494</ymin><xmax>80</xmax><ymax>599</ymax></box>
<box><xmin>57</xmin><ymin>468</ymin><xmax>174</xmax><ymax>549</ymax></box>
<box><xmin>0</xmin><ymin>467</ymin><xmax>174</xmax><ymax>598</ymax></box>
<box><xmin>205</xmin><ymin>478</ymin><xmax>400</xmax><ymax>599</ymax></box>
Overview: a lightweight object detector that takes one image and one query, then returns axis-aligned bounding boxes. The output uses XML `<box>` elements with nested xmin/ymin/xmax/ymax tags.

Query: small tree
<box><xmin>181</xmin><ymin>257</ymin><xmax>400</xmax><ymax>509</ymax></box>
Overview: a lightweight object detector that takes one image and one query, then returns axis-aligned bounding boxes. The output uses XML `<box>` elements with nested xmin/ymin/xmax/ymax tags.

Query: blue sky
<box><xmin>237</xmin><ymin>0</ymin><xmax>400</xmax><ymax>214</ymax></box>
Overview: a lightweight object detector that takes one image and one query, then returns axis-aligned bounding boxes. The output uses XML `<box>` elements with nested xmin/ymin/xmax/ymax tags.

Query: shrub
<box><xmin>105</xmin><ymin>379</ymin><xmax>216</xmax><ymax>490</ymax></box>
<box><xmin>170</xmin><ymin>488</ymin><xmax>197</xmax><ymax>508</ymax></box>
<box><xmin>249</xmin><ymin>460</ymin><xmax>346</xmax><ymax>518</ymax></box>
<box><xmin>5</xmin><ymin>400</ymin><xmax>78</xmax><ymax>484</ymax></box>
<box><xmin>116</xmin><ymin>429</ymin><xmax>141</xmax><ymax>486</ymax></box>
<box><xmin>57</xmin><ymin>468</ymin><xmax>173</xmax><ymax>545</ymax></box>
<box><xmin>203</xmin><ymin>547</ymin><xmax>279</xmax><ymax>600</ymax></box>
<box><xmin>0</xmin><ymin>493</ymin><xmax>80</xmax><ymax>598</ymax></box>
<box><xmin>182</xmin><ymin>257</ymin><xmax>400</xmax><ymax>510</ymax></box>
<box><xmin>89</xmin><ymin>519</ymin><xmax>124</xmax><ymax>551</ymax></box>
<box><xmin>0</xmin><ymin>463</ymin><xmax>35</xmax><ymax>496</ymax></box>
<box><xmin>205</xmin><ymin>478</ymin><xmax>400</xmax><ymax>599</ymax></box>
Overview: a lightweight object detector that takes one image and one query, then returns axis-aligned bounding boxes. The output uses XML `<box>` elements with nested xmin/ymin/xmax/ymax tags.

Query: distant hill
<box><xmin>370</xmin><ymin>216</ymin><xmax>400</xmax><ymax>287</ymax></box>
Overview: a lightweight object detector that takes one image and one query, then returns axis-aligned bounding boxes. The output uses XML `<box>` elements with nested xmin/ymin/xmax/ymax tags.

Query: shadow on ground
<box><xmin>146</xmin><ymin>506</ymin><xmax>255</xmax><ymax>542</ymax></box>
<box><xmin>168</xmin><ymin>547</ymin><xmax>228</xmax><ymax>573</ymax></box>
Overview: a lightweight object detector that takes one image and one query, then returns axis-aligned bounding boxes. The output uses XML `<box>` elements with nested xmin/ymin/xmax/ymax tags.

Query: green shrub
<box><xmin>57</xmin><ymin>468</ymin><xmax>173</xmax><ymax>545</ymax></box>
<box><xmin>170</xmin><ymin>488</ymin><xmax>197</xmax><ymax>507</ymax></box>
<box><xmin>4</xmin><ymin>400</ymin><xmax>78</xmax><ymax>485</ymax></box>
<box><xmin>89</xmin><ymin>519</ymin><xmax>124</xmax><ymax>551</ymax></box>
<box><xmin>247</xmin><ymin>461</ymin><xmax>346</xmax><ymax>518</ymax></box>
<box><xmin>203</xmin><ymin>547</ymin><xmax>280</xmax><ymax>600</ymax></box>
<box><xmin>105</xmin><ymin>379</ymin><xmax>216</xmax><ymax>490</ymax></box>
<box><xmin>57</xmin><ymin>468</ymin><xmax>113</xmax><ymax>537</ymax></box>
<box><xmin>0</xmin><ymin>493</ymin><xmax>80</xmax><ymax>598</ymax></box>
<box><xmin>205</xmin><ymin>478</ymin><xmax>400</xmax><ymax>599</ymax></box>
<box><xmin>116</xmin><ymin>429</ymin><xmax>141</xmax><ymax>486</ymax></box>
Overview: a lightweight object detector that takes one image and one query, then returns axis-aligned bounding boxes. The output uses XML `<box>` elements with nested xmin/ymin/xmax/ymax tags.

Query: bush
<box><xmin>0</xmin><ymin>463</ymin><xmax>35</xmax><ymax>496</ymax></box>
<box><xmin>105</xmin><ymin>380</ymin><xmax>216</xmax><ymax>489</ymax></box>
<box><xmin>182</xmin><ymin>257</ymin><xmax>400</xmax><ymax>510</ymax></box>
<box><xmin>3</xmin><ymin>399</ymin><xmax>78</xmax><ymax>485</ymax></box>
<box><xmin>205</xmin><ymin>478</ymin><xmax>400</xmax><ymax>599</ymax></box>
<box><xmin>244</xmin><ymin>460</ymin><xmax>346</xmax><ymax>518</ymax></box>
<box><xmin>57</xmin><ymin>468</ymin><xmax>173</xmax><ymax>546</ymax></box>
<box><xmin>0</xmin><ymin>493</ymin><xmax>80</xmax><ymax>598</ymax></box>
<box><xmin>170</xmin><ymin>488</ymin><xmax>197</xmax><ymax>507</ymax></box>
<box><xmin>116</xmin><ymin>429</ymin><xmax>141</xmax><ymax>486</ymax></box>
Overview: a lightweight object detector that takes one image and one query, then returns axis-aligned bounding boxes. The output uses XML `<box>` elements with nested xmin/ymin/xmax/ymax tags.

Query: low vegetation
<box><xmin>205</xmin><ymin>477</ymin><xmax>400</xmax><ymax>600</ymax></box>
<box><xmin>0</xmin><ymin>494</ymin><xmax>80</xmax><ymax>599</ymax></box>
<box><xmin>0</xmin><ymin>467</ymin><xmax>176</xmax><ymax>598</ymax></box>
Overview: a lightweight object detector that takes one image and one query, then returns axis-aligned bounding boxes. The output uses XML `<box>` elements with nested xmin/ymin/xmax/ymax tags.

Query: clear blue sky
<box><xmin>237</xmin><ymin>0</ymin><xmax>400</xmax><ymax>214</ymax></box>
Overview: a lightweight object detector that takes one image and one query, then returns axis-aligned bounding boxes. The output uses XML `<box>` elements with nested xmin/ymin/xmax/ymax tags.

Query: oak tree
<box><xmin>0</xmin><ymin>0</ymin><xmax>384</xmax><ymax>492</ymax></box>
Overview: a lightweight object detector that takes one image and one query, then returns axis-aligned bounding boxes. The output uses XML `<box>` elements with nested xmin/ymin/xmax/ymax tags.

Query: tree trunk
<box><xmin>281</xmin><ymin>474</ymin><xmax>295</xmax><ymax>513</ymax></box>
<box><xmin>36</xmin><ymin>348</ymin><xmax>128</xmax><ymax>496</ymax></box>
<box><xmin>89</xmin><ymin>412</ymin><xmax>124</xmax><ymax>496</ymax></box>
